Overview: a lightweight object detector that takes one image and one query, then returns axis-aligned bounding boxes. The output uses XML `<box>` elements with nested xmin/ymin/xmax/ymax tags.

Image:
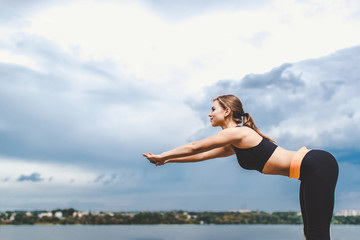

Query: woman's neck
<box><xmin>221</xmin><ymin>120</ymin><xmax>238</xmax><ymax>129</ymax></box>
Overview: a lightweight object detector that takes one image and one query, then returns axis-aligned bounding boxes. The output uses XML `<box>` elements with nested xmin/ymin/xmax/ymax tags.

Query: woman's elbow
<box><xmin>189</xmin><ymin>142</ymin><xmax>204</xmax><ymax>153</ymax></box>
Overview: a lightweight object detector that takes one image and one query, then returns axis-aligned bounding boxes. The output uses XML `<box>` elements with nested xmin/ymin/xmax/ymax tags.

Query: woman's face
<box><xmin>209</xmin><ymin>100</ymin><xmax>226</xmax><ymax>127</ymax></box>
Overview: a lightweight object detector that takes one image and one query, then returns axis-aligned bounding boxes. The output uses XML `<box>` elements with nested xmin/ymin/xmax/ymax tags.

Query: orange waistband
<box><xmin>289</xmin><ymin>146</ymin><xmax>310</xmax><ymax>179</ymax></box>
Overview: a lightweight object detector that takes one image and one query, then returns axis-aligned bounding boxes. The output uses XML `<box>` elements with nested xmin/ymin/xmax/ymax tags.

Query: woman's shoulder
<box><xmin>220</xmin><ymin>126</ymin><xmax>258</xmax><ymax>140</ymax></box>
<box><xmin>226</xmin><ymin>126</ymin><xmax>263</xmax><ymax>148</ymax></box>
<box><xmin>229</xmin><ymin>126</ymin><xmax>257</xmax><ymax>134</ymax></box>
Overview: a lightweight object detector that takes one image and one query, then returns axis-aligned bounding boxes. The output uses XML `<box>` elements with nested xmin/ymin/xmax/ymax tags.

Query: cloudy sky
<box><xmin>1</xmin><ymin>0</ymin><xmax>360</xmax><ymax>212</ymax></box>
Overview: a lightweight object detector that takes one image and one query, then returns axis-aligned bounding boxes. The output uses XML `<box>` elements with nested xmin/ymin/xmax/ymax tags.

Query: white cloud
<box><xmin>19</xmin><ymin>0</ymin><xmax>360</xmax><ymax>94</ymax></box>
<box><xmin>0</xmin><ymin>50</ymin><xmax>39</xmax><ymax>70</ymax></box>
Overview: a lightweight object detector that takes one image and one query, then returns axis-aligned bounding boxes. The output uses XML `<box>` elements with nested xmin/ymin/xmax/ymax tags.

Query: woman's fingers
<box><xmin>143</xmin><ymin>152</ymin><xmax>158</xmax><ymax>164</ymax></box>
<box><xmin>143</xmin><ymin>153</ymin><xmax>166</xmax><ymax>166</ymax></box>
<box><xmin>142</xmin><ymin>153</ymin><xmax>153</xmax><ymax>158</ymax></box>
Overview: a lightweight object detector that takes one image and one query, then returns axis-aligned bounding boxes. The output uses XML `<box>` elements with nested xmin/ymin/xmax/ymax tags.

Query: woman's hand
<box><xmin>142</xmin><ymin>153</ymin><xmax>166</xmax><ymax>166</ymax></box>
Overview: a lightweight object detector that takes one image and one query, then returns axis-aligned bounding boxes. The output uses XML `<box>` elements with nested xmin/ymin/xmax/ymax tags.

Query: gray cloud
<box><xmin>3</xmin><ymin>177</ymin><xmax>10</xmax><ymax>182</ymax></box>
<box><xmin>188</xmin><ymin>45</ymin><xmax>360</xmax><ymax>152</ymax></box>
<box><xmin>17</xmin><ymin>172</ymin><xmax>44</xmax><ymax>182</ymax></box>
<box><xmin>186</xmin><ymin>63</ymin><xmax>306</xmax><ymax>131</ymax></box>
<box><xmin>241</xmin><ymin>63</ymin><xmax>305</xmax><ymax>91</ymax></box>
<box><xmin>93</xmin><ymin>173</ymin><xmax>136</xmax><ymax>186</ymax></box>
<box><xmin>103</xmin><ymin>174</ymin><xmax>117</xmax><ymax>185</ymax></box>
<box><xmin>94</xmin><ymin>174</ymin><xmax>105</xmax><ymax>183</ymax></box>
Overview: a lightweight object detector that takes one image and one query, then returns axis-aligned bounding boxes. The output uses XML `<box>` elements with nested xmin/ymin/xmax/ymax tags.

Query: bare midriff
<box><xmin>262</xmin><ymin>147</ymin><xmax>296</xmax><ymax>176</ymax></box>
<box><xmin>262</xmin><ymin>146</ymin><xmax>310</xmax><ymax>178</ymax></box>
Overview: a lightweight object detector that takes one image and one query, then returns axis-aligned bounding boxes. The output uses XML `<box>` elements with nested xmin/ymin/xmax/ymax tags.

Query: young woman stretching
<box><xmin>143</xmin><ymin>94</ymin><xmax>338</xmax><ymax>240</ymax></box>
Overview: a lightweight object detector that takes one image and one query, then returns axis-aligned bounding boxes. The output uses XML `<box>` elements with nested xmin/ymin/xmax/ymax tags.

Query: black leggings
<box><xmin>299</xmin><ymin>150</ymin><xmax>339</xmax><ymax>240</ymax></box>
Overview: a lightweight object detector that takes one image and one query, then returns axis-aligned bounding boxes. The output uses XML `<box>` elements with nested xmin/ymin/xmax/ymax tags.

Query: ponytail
<box><xmin>242</xmin><ymin>113</ymin><xmax>276</xmax><ymax>143</ymax></box>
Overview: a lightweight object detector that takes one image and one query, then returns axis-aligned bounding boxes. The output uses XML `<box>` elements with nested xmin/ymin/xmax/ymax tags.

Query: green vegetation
<box><xmin>0</xmin><ymin>209</ymin><xmax>358</xmax><ymax>225</ymax></box>
<box><xmin>332</xmin><ymin>216</ymin><xmax>360</xmax><ymax>225</ymax></box>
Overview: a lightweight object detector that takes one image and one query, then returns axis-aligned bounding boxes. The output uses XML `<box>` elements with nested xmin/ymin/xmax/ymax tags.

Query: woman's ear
<box><xmin>224</xmin><ymin>107</ymin><xmax>231</xmax><ymax>117</ymax></box>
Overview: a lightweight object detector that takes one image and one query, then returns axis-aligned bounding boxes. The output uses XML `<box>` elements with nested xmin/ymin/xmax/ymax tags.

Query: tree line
<box><xmin>0</xmin><ymin>209</ymin><xmax>359</xmax><ymax>225</ymax></box>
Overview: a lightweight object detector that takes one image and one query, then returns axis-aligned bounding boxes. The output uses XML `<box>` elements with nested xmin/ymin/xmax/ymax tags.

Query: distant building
<box><xmin>10</xmin><ymin>213</ymin><xmax>16</xmax><ymax>221</ymax></box>
<box><xmin>183</xmin><ymin>212</ymin><xmax>197</xmax><ymax>219</ymax></box>
<box><xmin>106</xmin><ymin>212</ymin><xmax>114</xmax><ymax>217</ymax></box>
<box><xmin>73</xmin><ymin>211</ymin><xmax>89</xmax><ymax>218</ymax></box>
<box><xmin>38</xmin><ymin>212</ymin><xmax>53</xmax><ymax>218</ymax></box>
<box><xmin>54</xmin><ymin>211</ymin><xmax>63</xmax><ymax>218</ymax></box>
<box><xmin>335</xmin><ymin>210</ymin><xmax>360</xmax><ymax>216</ymax></box>
<box><xmin>228</xmin><ymin>209</ymin><xmax>251</xmax><ymax>213</ymax></box>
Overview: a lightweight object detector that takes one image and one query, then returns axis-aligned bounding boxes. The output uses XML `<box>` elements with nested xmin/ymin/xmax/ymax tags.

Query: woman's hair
<box><xmin>213</xmin><ymin>94</ymin><xmax>276</xmax><ymax>143</ymax></box>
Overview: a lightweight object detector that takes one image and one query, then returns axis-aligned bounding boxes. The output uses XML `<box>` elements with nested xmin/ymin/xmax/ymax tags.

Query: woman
<box><xmin>143</xmin><ymin>94</ymin><xmax>338</xmax><ymax>240</ymax></box>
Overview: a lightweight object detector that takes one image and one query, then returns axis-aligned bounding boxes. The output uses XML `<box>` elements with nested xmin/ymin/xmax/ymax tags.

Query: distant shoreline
<box><xmin>1</xmin><ymin>209</ymin><xmax>360</xmax><ymax>225</ymax></box>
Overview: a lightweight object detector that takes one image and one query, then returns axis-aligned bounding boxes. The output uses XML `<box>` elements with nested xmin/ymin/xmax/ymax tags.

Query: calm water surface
<box><xmin>0</xmin><ymin>225</ymin><xmax>359</xmax><ymax>240</ymax></box>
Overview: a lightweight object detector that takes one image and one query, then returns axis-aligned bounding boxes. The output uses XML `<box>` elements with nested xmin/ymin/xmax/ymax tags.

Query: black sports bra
<box><xmin>232</xmin><ymin>137</ymin><xmax>278</xmax><ymax>173</ymax></box>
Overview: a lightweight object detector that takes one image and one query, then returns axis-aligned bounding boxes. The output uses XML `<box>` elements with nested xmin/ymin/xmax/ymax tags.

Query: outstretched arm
<box><xmin>143</xmin><ymin>128</ymin><xmax>240</xmax><ymax>165</ymax></box>
<box><xmin>143</xmin><ymin>145</ymin><xmax>235</xmax><ymax>166</ymax></box>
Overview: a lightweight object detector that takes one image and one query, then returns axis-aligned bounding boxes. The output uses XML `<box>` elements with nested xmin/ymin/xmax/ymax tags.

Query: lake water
<box><xmin>0</xmin><ymin>225</ymin><xmax>359</xmax><ymax>240</ymax></box>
